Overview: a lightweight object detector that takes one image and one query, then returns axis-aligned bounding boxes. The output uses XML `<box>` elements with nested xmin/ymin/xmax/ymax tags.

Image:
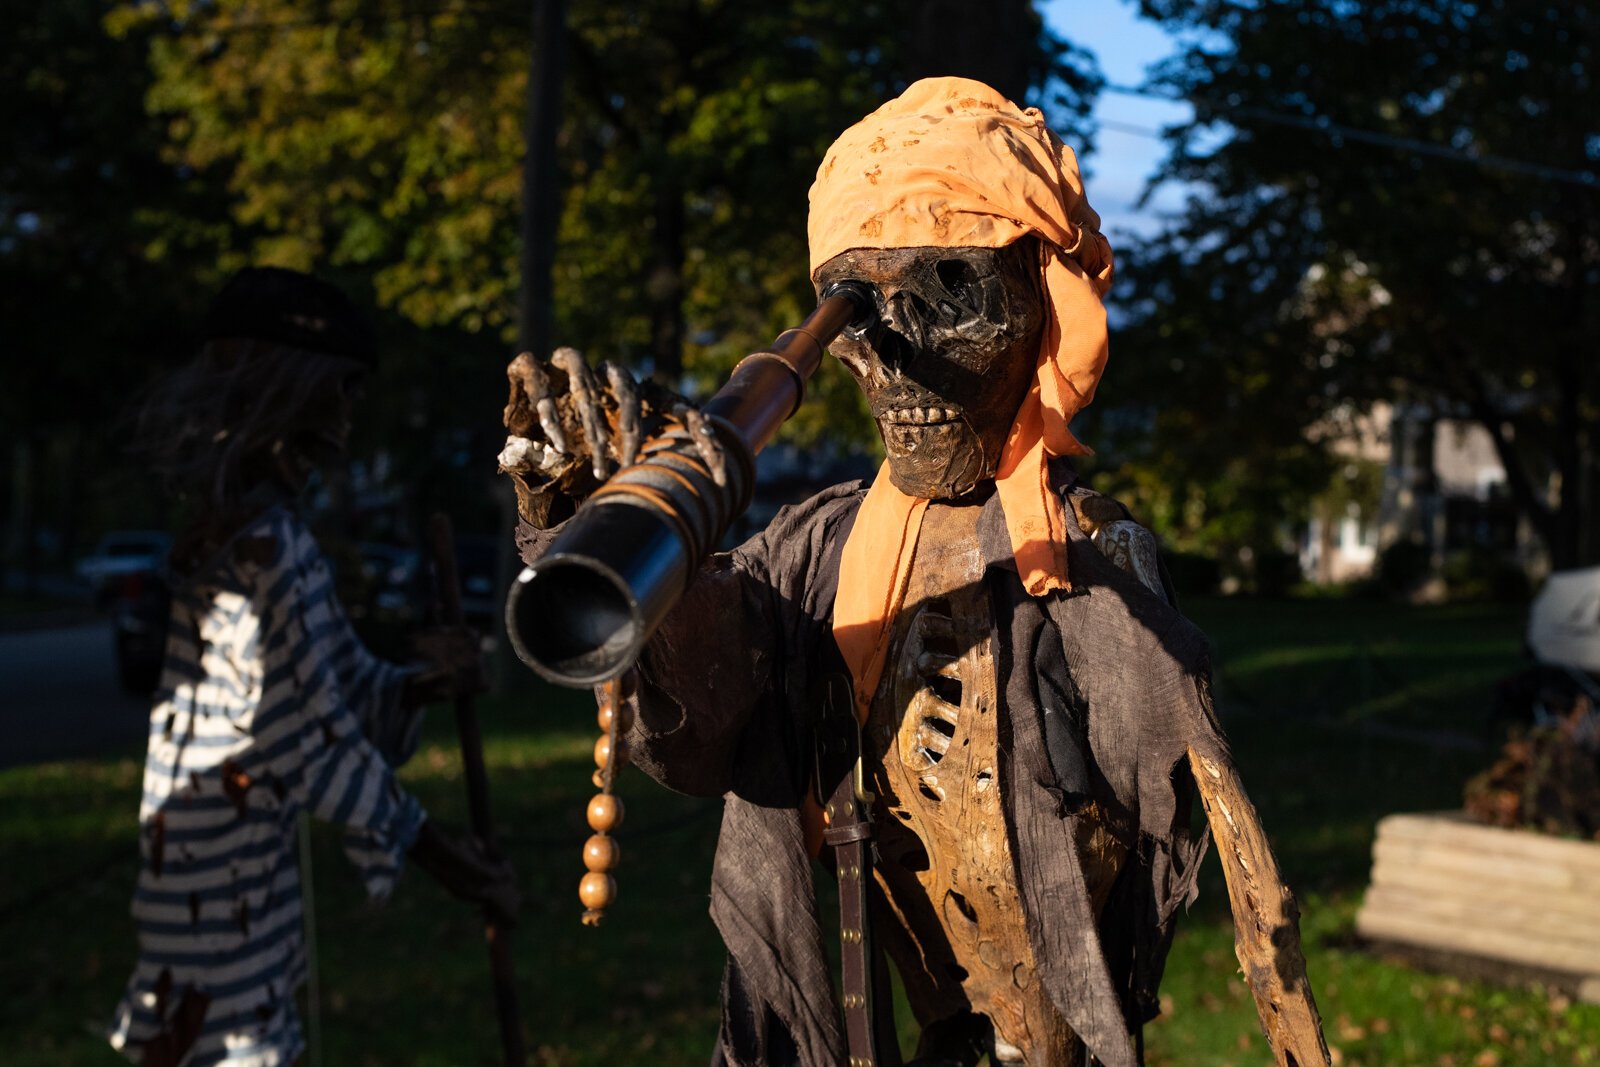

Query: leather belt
<box><xmin>813</xmin><ymin>670</ymin><xmax>899</xmax><ymax>1067</ymax></box>
<box><xmin>823</xmin><ymin>754</ymin><xmax>903</xmax><ymax>1067</ymax></box>
<box><xmin>824</xmin><ymin>764</ymin><xmax>878</xmax><ymax>1067</ymax></box>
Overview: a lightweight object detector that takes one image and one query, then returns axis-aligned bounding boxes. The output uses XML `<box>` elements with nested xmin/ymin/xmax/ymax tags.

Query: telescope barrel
<box><xmin>506</xmin><ymin>283</ymin><xmax>872</xmax><ymax>687</ymax></box>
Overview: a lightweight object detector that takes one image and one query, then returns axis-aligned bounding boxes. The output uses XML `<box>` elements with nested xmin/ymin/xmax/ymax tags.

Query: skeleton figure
<box><xmin>501</xmin><ymin>79</ymin><xmax>1328</xmax><ymax>1067</ymax></box>
<box><xmin>111</xmin><ymin>268</ymin><xmax>517</xmax><ymax>1067</ymax></box>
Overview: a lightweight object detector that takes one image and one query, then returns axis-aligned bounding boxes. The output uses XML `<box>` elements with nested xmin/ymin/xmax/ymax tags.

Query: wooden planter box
<box><xmin>1356</xmin><ymin>811</ymin><xmax>1600</xmax><ymax>1001</ymax></box>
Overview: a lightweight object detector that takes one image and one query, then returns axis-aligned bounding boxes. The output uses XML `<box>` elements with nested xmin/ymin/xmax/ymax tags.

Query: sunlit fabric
<box><xmin>809</xmin><ymin>76</ymin><xmax>1115</xmax><ymax>722</ymax></box>
<box><xmin>108</xmin><ymin>508</ymin><xmax>424</xmax><ymax>1067</ymax></box>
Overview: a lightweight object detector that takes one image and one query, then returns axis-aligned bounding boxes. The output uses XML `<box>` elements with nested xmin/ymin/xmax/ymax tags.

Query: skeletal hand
<box><xmin>501</xmin><ymin>347</ymin><xmax>643</xmax><ymax>484</ymax></box>
<box><xmin>498</xmin><ymin>349</ymin><xmax>727</xmax><ymax>520</ymax></box>
<box><xmin>672</xmin><ymin>403</ymin><xmax>728</xmax><ymax>488</ymax></box>
<box><xmin>410</xmin><ymin>820</ymin><xmax>522</xmax><ymax>928</ymax></box>
<box><xmin>404</xmin><ymin>625</ymin><xmax>486</xmax><ymax>706</ymax></box>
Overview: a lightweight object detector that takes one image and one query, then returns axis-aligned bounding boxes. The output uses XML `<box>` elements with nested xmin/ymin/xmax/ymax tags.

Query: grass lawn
<box><xmin>3</xmin><ymin>597</ymin><xmax>1598</xmax><ymax>1065</ymax></box>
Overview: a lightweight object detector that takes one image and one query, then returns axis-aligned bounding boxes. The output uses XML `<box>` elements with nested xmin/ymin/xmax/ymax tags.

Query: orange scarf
<box><xmin>810</xmin><ymin>77</ymin><xmax>1114</xmax><ymax>724</ymax></box>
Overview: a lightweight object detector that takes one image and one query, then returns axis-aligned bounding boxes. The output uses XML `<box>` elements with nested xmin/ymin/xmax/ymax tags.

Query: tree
<box><xmin>1120</xmin><ymin>0</ymin><xmax>1599</xmax><ymax>569</ymax></box>
<box><xmin>0</xmin><ymin>0</ymin><xmax>229</xmax><ymax>572</ymax></box>
<box><xmin>108</xmin><ymin>0</ymin><xmax>1097</xmax><ymax>451</ymax></box>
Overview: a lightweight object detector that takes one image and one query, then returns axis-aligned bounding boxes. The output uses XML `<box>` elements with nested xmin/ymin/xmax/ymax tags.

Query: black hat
<box><xmin>202</xmin><ymin>266</ymin><xmax>378</xmax><ymax>367</ymax></box>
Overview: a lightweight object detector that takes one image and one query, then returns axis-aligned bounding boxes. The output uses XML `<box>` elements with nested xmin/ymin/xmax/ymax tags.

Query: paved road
<box><xmin>0</xmin><ymin>621</ymin><xmax>150</xmax><ymax>769</ymax></box>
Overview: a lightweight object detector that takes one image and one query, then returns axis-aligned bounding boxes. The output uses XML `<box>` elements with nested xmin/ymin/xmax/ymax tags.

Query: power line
<box><xmin>1097</xmin><ymin>118</ymin><xmax>1168</xmax><ymax>142</ymax></box>
<box><xmin>1100</xmin><ymin>82</ymin><xmax>1600</xmax><ymax>189</ymax></box>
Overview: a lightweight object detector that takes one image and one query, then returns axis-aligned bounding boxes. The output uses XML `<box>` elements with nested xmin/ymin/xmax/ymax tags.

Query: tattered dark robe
<box><xmin>517</xmin><ymin>469</ymin><xmax>1229</xmax><ymax>1067</ymax></box>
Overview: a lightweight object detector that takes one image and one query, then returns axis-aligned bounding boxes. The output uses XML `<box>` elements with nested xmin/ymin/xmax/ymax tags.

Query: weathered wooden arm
<box><xmin>1188</xmin><ymin>746</ymin><xmax>1332</xmax><ymax>1067</ymax></box>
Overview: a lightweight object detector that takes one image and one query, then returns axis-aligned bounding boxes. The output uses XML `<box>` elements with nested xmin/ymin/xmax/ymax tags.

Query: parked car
<box><xmin>111</xmin><ymin>568</ymin><xmax>171</xmax><ymax>696</ymax></box>
<box><xmin>77</xmin><ymin>531</ymin><xmax>172</xmax><ymax>608</ymax></box>
<box><xmin>351</xmin><ymin>535</ymin><xmax>504</xmax><ymax>658</ymax></box>
<box><xmin>451</xmin><ymin>534</ymin><xmax>502</xmax><ymax>637</ymax></box>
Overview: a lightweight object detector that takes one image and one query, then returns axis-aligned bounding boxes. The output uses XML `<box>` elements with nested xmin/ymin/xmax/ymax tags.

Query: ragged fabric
<box><xmin>109</xmin><ymin>508</ymin><xmax>425</xmax><ymax>1067</ymax></box>
<box><xmin>515</xmin><ymin>473</ymin><xmax>1220</xmax><ymax>1066</ymax></box>
<box><xmin>811</xmin><ymin>76</ymin><xmax>1116</xmax><ymax>722</ymax></box>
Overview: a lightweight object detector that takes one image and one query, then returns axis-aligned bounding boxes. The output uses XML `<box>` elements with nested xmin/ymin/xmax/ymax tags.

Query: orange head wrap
<box><xmin>811</xmin><ymin>76</ymin><xmax>1114</xmax><ymax>724</ymax></box>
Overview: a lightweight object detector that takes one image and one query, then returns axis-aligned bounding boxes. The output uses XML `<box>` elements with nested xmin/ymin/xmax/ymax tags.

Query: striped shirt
<box><xmin>109</xmin><ymin>507</ymin><xmax>426</xmax><ymax>1067</ymax></box>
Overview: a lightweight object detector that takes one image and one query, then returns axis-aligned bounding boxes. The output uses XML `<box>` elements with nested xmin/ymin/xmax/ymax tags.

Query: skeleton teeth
<box><xmin>883</xmin><ymin>406</ymin><xmax>959</xmax><ymax>425</ymax></box>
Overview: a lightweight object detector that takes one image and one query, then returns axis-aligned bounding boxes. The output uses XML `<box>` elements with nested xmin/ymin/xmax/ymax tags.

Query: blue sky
<box><xmin>1038</xmin><ymin>0</ymin><xmax>1193</xmax><ymax>245</ymax></box>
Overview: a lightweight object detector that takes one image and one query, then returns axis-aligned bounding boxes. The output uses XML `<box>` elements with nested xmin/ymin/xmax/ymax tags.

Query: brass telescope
<box><xmin>505</xmin><ymin>282</ymin><xmax>873</xmax><ymax>687</ymax></box>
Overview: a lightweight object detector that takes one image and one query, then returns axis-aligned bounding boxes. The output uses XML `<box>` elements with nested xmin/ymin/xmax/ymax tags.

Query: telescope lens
<box><xmin>505</xmin><ymin>561</ymin><xmax>639</xmax><ymax>685</ymax></box>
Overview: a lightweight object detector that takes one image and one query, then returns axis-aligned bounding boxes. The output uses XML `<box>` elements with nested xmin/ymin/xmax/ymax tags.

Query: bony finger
<box><xmin>552</xmin><ymin>347</ymin><xmax>610</xmax><ymax>479</ymax></box>
<box><xmin>503</xmin><ymin>353</ymin><xmax>541</xmax><ymax>436</ymax></box>
<box><xmin>676</xmin><ymin>405</ymin><xmax>728</xmax><ymax>488</ymax></box>
<box><xmin>536</xmin><ymin>398</ymin><xmax>567</xmax><ymax>455</ymax></box>
<box><xmin>602</xmin><ymin>361</ymin><xmax>642</xmax><ymax>468</ymax></box>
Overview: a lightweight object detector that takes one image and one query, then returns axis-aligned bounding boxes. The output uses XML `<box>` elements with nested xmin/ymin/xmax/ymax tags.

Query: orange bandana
<box><xmin>811</xmin><ymin>77</ymin><xmax>1114</xmax><ymax>724</ymax></box>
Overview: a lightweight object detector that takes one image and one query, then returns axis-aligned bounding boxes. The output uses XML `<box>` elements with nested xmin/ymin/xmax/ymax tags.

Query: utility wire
<box><xmin>1101</xmin><ymin>81</ymin><xmax>1600</xmax><ymax>189</ymax></box>
<box><xmin>1097</xmin><ymin>118</ymin><xmax>1170</xmax><ymax>142</ymax></box>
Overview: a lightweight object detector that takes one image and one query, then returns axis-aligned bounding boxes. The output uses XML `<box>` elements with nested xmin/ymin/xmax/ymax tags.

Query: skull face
<box><xmin>814</xmin><ymin>240</ymin><xmax>1044</xmax><ymax>500</ymax></box>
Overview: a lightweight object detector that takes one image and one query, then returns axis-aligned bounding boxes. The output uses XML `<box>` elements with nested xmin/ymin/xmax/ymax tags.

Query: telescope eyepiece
<box><xmin>821</xmin><ymin>279</ymin><xmax>877</xmax><ymax>333</ymax></box>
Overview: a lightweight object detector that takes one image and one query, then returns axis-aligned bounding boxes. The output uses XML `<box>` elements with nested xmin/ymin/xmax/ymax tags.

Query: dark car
<box><xmin>77</xmin><ymin>530</ymin><xmax>172</xmax><ymax>610</ymax></box>
<box><xmin>450</xmin><ymin>533</ymin><xmax>502</xmax><ymax>637</ymax></box>
<box><xmin>111</xmin><ymin>568</ymin><xmax>171</xmax><ymax>696</ymax></box>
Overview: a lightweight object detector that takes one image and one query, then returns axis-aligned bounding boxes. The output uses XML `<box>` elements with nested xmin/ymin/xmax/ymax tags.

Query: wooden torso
<box><xmin>864</xmin><ymin>501</ymin><xmax>1086</xmax><ymax>1064</ymax></box>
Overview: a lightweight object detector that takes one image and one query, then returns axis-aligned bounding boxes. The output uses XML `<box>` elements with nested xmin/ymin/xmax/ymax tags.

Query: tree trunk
<box><xmin>648</xmin><ymin>177</ymin><xmax>686</xmax><ymax>381</ymax></box>
<box><xmin>519</xmin><ymin>0</ymin><xmax>568</xmax><ymax>360</ymax></box>
<box><xmin>903</xmin><ymin>0</ymin><xmax>1035</xmax><ymax>101</ymax></box>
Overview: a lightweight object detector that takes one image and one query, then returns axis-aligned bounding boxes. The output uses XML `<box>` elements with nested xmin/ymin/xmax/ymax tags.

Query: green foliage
<box><xmin>0</xmin><ymin>1</ymin><xmax>246</xmax><ymax>567</ymax></box>
<box><xmin>1315</xmin><ymin>457</ymin><xmax>1385</xmax><ymax>532</ymax></box>
<box><xmin>106</xmin><ymin>1</ymin><xmax>533</xmax><ymax>334</ymax></box>
<box><xmin>1441</xmin><ymin>546</ymin><xmax>1533</xmax><ymax>604</ymax></box>
<box><xmin>1251</xmin><ymin>546</ymin><xmax>1302</xmax><ymax>598</ymax></box>
<box><xmin>1162</xmin><ymin>548</ymin><xmax>1223</xmax><ymax>599</ymax></box>
<box><xmin>0</xmin><ymin>1</ymin><xmax>225</xmax><ymax>436</ymax></box>
<box><xmin>1376</xmin><ymin>537</ymin><xmax>1435</xmax><ymax>600</ymax></box>
<box><xmin>106</xmin><ymin>0</ymin><xmax>1095</xmax><ymax>431</ymax></box>
<box><xmin>1125</xmin><ymin>0</ymin><xmax>1600</xmax><ymax>567</ymax></box>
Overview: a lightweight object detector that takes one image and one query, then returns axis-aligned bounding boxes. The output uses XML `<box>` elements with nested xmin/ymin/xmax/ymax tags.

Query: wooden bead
<box><xmin>583</xmin><ymin>833</ymin><xmax>620</xmax><ymax>872</ymax></box>
<box><xmin>597</xmin><ymin>700</ymin><xmax>636</xmax><ymax>735</ymax></box>
<box><xmin>586</xmin><ymin>793</ymin><xmax>624</xmax><ymax>833</ymax></box>
<box><xmin>578</xmin><ymin>871</ymin><xmax>616</xmax><ymax>911</ymax></box>
<box><xmin>594</xmin><ymin>733</ymin><xmax>629</xmax><ymax>770</ymax></box>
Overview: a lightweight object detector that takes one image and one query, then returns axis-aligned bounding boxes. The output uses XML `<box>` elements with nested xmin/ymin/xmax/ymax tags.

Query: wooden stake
<box><xmin>428</xmin><ymin>514</ymin><xmax>527</xmax><ymax>1067</ymax></box>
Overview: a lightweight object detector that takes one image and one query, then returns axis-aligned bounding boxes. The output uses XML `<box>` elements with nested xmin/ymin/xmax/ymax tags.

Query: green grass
<box><xmin>3</xmin><ymin>599</ymin><xmax>1598</xmax><ymax>1065</ymax></box>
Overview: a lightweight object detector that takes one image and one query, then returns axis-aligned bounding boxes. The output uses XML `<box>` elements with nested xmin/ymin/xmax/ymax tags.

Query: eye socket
<box><xmin>834</xmin><ymin>280</ymin><xmax>883</xmax><ymax>339</ymax></box>
<box><xmin>935</xmin><ymin>258</ymin><xmax>981</xmax><ymax>304</ymax></box>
